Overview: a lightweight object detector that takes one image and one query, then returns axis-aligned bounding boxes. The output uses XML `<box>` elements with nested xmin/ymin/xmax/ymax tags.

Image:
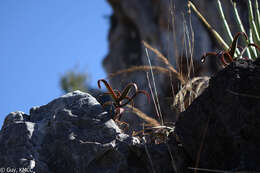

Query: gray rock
<box><xmin>0</xmin><ymin>91</ymin><xmax>133</xmax><ymax>172</ymax></box>
<box><xmin>0</xmin><ymin>90</ymin><xmax>184</xmax><ymax>173</ymax></box>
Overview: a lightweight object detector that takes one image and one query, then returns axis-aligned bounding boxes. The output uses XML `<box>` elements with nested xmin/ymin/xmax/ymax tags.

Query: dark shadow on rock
<box><xmin>176</xmin><ymin>59</ymin><xmax>260</xmax><ymax>171</ymax></box>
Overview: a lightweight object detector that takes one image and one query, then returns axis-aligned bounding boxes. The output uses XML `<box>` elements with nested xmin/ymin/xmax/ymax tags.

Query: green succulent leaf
<box><xmin>217</xmin><ymin>0</ymin><xmax>234</xmax><ymax>45</ymax></box>
<box><xmin>232</xmin><ymin>1</ymin><xmax>252</xmax><ymax>59</ymax></box>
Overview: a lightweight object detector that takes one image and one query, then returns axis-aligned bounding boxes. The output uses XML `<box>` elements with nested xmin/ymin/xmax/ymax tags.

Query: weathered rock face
<box><xmin>1</xmin><ymin>91</ymin><xmax>127</xmax><ymax>172</ymax></box>
<box><xmin>0</xmin><ymin>91</ymin><xmax>183</xmax><ymax>173</ymax></box>
<box><xmin>175</xmin><ymin>59</ymin><xmax>260</xmax><ymax>171</ymax></box>
<box><xmin>103</xmin><ymin>0</ymin><xmax>250</xmax><ymax>130</ymax></box>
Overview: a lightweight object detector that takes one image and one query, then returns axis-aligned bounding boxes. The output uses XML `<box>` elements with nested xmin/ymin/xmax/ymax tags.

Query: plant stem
<box><xmin>188</xmin><ymin>1</ymin><xmax>229</xmax><ymax>50</ymax></box>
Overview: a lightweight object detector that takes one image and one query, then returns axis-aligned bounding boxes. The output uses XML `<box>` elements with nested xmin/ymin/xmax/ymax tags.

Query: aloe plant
<box><xmin>189</xmin><ymin>0</ymin><xmax>260</xmax><ymax>60</ymax></box>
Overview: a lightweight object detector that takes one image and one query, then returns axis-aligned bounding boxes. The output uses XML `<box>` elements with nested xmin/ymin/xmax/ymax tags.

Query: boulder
<box><xmin>175</xmin><ymin>59</ymin><xmax>260</xmax><ymax>171</ymax></box>
<box><xmin>0</xmin><ymin>91</ymin><xmax>184</xmax><ymax>173</ymax></box>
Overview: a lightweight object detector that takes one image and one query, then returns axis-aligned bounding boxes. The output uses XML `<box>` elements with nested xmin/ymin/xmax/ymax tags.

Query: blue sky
<box><xmin>0</xmin><ymin>1</ymin><xmax>111</xmax><ymax>125</ymax></box>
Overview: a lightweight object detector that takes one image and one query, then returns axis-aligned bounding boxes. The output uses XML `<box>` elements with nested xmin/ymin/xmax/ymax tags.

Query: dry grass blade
<box><xmin>108</xmin><ymin>65</ymin><xmax>170</xmax><ymax>78</ymax></box>
<box><xmin>195</xmin><ymin>78</ymin><xmax>209</xmax><ymax>94</ymax></box>
<box><xmin>145</xmin><ymin>48</ymin><xmax>164</xmax><ymax>125</ymax></box>
<box><xmin>174</xmin><ymin>76</ymin><xmax>209</xmax><ymax>112</ymax></box>
<box><xmin>125</xmin><ymin>104</ymin><xmax>160</xmax><ymax>127</ymax></box>
<box><xmin>188</xmin><ymin>1</ymin><xmax>229</xmax><ymax>50</ymax></box>
<box><xmin>143</xmin><ymin>41</ymin><xmax>172</xmax><ymax>68</ymax></box>
<box><xmin>143</xmin><ymin>40</ymin><xmax>185</xmax><ymax>84</ymax></box>
<box><xmin>146</xmin><ymin>71</ymin><xmax>162</xmax><ymax>122</ymax></box>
